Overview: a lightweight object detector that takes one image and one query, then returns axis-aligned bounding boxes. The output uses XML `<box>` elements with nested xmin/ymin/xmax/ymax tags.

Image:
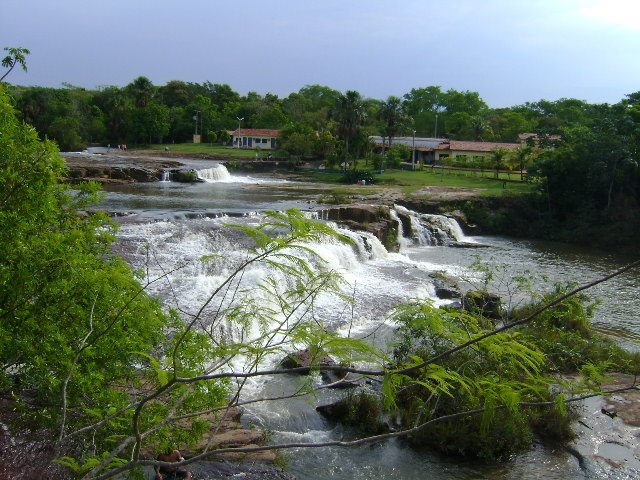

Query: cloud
<box><xmin>578</xmin><ymin>0</ymin><xmax>640</xmax><ymax>30</ymax></box>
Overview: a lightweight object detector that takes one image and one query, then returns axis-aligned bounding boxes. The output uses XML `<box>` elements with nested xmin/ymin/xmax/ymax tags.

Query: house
<box><xmin>229</xmin><ymin>128</ymin><xmax>280</xmax><ymax>150</ymax></box>
<box><xmin>370</xmin><ymin>135</ymin><xmax>443</xmax><ymax>164</ymax></box>
<box><xmin>370</xmin><ymin>136</ymin><xmax>520</xmax><ymax>164</ymax></box>
<box><xmin>434</xmin><ymin>139</ymin><xmax>521</xmax><ymax>162</ymax></box>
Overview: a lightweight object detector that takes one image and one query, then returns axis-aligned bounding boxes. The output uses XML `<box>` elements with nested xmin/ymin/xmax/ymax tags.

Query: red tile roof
<box><xmin>228</xmin><ymin>128</ymin><xmax>281</xmax><ymax>137</ymax></box>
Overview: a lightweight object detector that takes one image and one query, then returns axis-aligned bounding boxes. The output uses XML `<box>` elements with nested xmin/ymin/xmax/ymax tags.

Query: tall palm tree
<box><xmin>127</xmin><ymin>76</ymin><xmax>155</xmax><ymax>108</ymax></box>
<box><xmin>513</xmin><ymin>145</ymin><xmax>533</xmax><ymax>181</ymax></box>
<box><xmin>332</xmin><ymin>90</ymin><xmax>367</xmax><ymax>170</ymax></box>
<box><xmin>378</xmin><ymin>96</ymin><xmax>409</xmax><ymax>153</ymax></box>
<box><xmin>0</xmin><ymin>46</ymin><xmax>30</xmax><ymax>83</ymax></box>
<box><xmin>491</xmin><ymin>147</ymin><xmax>509</xmax><ymax>179</ymax></box>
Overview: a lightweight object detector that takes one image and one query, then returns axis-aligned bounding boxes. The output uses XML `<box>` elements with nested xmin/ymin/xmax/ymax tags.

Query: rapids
<box><xmin>103</xmin><ymin>170</ymin><xmax>640</xmax><ymax>479</ymax></box>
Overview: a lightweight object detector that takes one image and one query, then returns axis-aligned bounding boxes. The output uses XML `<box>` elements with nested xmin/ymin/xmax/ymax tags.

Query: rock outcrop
<box><xmin>326</xmin><ymin>204</ymin><xmax>399</xmax><ymax>251</ymax></box>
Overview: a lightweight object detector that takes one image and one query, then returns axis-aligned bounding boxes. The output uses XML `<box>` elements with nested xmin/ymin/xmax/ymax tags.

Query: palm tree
<box><xmin>378</xmin><ymin>96</ymin><xmax>409</xmax><ymax>154</ymax></box>
<box><xmin>513</xmin><ymin>145</ymin><xmax>533</xmax><ymax>181</ymax></box>
<box><xmin>127</xmin><ymin>76</ymin><xmax>155</xmax><ymax>108</ymax></box>
<box><xmin>332</xmin><ymin>90</ymin><xmax>367</xmax><ymax>170</ymax></box>
<box><xmin>491</xmin><ymin>147</ymin><xmax>509</xmax><ymax>179</ymax></box>
<box><xmin>0</xmin><ymin>46</ymin><xmax>30</xmax><ymax>83</ymax></box>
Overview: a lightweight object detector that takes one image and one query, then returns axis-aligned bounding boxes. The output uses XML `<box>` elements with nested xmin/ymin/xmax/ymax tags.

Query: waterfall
<box><xmin>393</xmin><ymin>205</ymin><xmax>474</xmax><ymax>247</ymax></box>
<box><xmin>160</xmin><ymin>170</ymin><xmax>170</xmax><ymax>182</ymax></box>
<box><xmin>196</xmin><ymin>164</ymin><xmax>232</xmax><ymax>182</ymax></box>
<box><xmin>389</xmin><ymin>209</ymin><xmax>410</xmax><ymax>250</ymax></box>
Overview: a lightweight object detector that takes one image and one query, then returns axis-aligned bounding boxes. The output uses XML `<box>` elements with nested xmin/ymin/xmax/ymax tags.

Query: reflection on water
<box><xmin>100</xmin><ymin>181</ymin><xmax>321</xmax><ymax>219</ymax></box>
<box><xmin>404</xmin><ymin>236</ymin><xmax>640</xmax><ymax>348</ymax></box>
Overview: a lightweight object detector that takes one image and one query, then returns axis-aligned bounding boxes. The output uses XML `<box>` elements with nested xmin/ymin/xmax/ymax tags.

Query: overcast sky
<box><xmin>3</xmin><ymin>0</ymin><xmax>639</xmax><ymax>107</ymax></box>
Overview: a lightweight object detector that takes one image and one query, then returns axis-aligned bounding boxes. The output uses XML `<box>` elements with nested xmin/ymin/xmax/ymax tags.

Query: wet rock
<box><xmin>280</xmin><ymin>348</ymin><xmax>334</xmax><ymax>374</ymax></box>
<box><xmin>326</xmin><ymin>204</ymin><xmax>400</xmax><ymax>252</ymax></box>
<box><xmin>177</xmin><ymin>407</ymin><xmax>277</xmax><ymax>464</ymax></box>
<box><xmin>430</xmin><ymin>272</ymin><xmax>461</xmax><ymax>300</ymax></box>
<box><xmin>316</xmin><ymin>393</ymin><xmax>390</xmax><ymax>435</ymax></box>
<box><xmin>462</xmin><ymin>290</ymin><xmax>502</xmax><ymax>319</ymax></box>
<box><xmin>316</xmin><ymin>399</ymin><xmax>350</xmax><ymax>421</ymax></box>
<box><xmin>280</xmin><ymin>349</ymin><xmax>358</xmax><ymax>388</ymax></box>
<box><xmin>570</xmin><ymin>386</ymin><xmax>640</xmax><ymax>478</ymax></box>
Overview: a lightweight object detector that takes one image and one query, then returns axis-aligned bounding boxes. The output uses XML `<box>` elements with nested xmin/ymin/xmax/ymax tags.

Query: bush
<box><xmin>386</xmin><ymin>301</ymin><xmax>573</xmax><ymax>460</ymax></box>
<box><xmin>341</xmin><ymin>170</ymin><xmax>375</xmax><ymax>184</ymax></box>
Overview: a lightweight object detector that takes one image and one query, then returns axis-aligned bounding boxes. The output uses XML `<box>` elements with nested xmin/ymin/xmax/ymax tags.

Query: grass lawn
<box><xmin>149</xmin><ymin>143</ymin><xmax>258</xmax><ymax>158</ymax></box>
<box><xmin>304</xmin><ymin>168</ymin><xmax>535</xmax><ymax>197</ymax></box>
<box><xmin>376</xmin><ymin>169</ymin><xmax>535</xmax><ymax>195</ymax></box>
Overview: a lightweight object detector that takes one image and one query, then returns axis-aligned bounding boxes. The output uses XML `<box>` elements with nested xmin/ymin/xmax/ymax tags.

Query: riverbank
<box><xmin>63</xmin><ymin>149</ymin><xmax>639</xmax><ymax>251</ymax></box>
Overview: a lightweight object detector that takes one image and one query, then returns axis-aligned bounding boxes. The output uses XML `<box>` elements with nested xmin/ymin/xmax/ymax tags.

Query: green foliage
<box><xmin>513</xmin><ymin>283</ymin><xmax>637</xmax><ymax>373</ymax></box>
<box><xmin>1</xmin><ymin>46</ymin><xmax>30</xmax><ymax>82</ymax></box>
<box><xmin>385</xmin><ymin>143</ymin><xmax>411</xmax><ymax>168</ymax></box>
<box><xmin>387</xmin><ymin>300</ymin><xmax>568</xmax><ymax>460</ymax></box>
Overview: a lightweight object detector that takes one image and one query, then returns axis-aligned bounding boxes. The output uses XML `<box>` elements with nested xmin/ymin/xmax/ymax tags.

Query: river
<box><xmin>101</xmin><ymin>165</ymin><xmax>640</xmax><ymax>480</ymax></box>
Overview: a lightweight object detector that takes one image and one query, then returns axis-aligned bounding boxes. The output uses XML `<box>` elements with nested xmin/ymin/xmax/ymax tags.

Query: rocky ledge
<box><xmin>326</xmin><ymin>204</ymin><xmax>399</xmax><ymax>251</ymax></box>
<box><xmin>141</xmin><ymin>406</ymin><xmax>295</xmax><ymax>479</ymax></box>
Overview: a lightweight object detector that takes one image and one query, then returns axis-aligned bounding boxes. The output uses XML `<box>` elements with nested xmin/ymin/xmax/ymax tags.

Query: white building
<box><xmin>229</xmin><ymin>128</ymin><xmax>280</xmax><ymax>150</ymax></box>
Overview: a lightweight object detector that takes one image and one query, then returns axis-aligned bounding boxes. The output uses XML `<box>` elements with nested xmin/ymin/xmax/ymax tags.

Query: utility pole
<box><xmin>236</xmin><ymin>117</ymin><xmax>244</xmax><ymax>149</ymax></box>
<box><xmin>412</xmin><ymin>129</ymin><xmax>416</xmax><ymax>170</ymax></box>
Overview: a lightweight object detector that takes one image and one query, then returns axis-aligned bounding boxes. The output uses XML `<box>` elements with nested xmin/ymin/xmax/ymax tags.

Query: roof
<box><xmin>229</xmin><ymin>128</ymin><xmax>281</xmax><ymax>137</ymax></box>
<box><xmin>370</xmin><ymin>135</ymin><xmax>521</xmax><ymax>153</ymax></box>
<box><xmin>370</xmin><ymin>135</ymin><xmax>444</xmax><ymax>150</ymax></box>
<box><xmin>437</xmin><ymin>140</ymin><xmax>521</xmax><ymax>152</ymax></box>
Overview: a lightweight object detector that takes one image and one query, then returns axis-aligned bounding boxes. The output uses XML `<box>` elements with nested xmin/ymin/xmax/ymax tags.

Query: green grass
<box><xmin>149</xmin><ymin>143</ymin><xmax>258</xmax><ymax>158</ymax></box>
<box><xmin>377</xmin><ymin>169</ymin><xmax>535</xmax><ymax>195</ymax></box>
<box><xmin>303</xmin><ymin>167</ymin><xmax>535</xmax><ymax>196</ymax></box>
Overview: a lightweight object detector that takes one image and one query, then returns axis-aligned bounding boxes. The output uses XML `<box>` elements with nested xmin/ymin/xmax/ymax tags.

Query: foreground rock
<box><xmin>139</xmin><ymin>407</ymin><xmax>293</xmax><ymax>479</ymax></box>
<box><xmin>568</xmin><ymin>374</ymin><xmax>640</xmax><ymax>477</ymax></box>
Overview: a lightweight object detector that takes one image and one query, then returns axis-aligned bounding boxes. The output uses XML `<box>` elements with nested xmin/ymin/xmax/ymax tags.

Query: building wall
<box><xmin>435</xmin><ymin>149</ymin><xmax>510</xmax><ymax>161</ymax></box>
<box><xmin>232</xmin><ymin>135</ymin><xmax>277</xmax><ymax>150</ymax></box>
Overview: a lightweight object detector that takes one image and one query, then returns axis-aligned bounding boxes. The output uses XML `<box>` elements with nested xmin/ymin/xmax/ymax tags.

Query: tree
<box><xmin>93</xmin><ymin>86</ymin><xmax>132</xmax><ymax>144</ymax></box>
<box><xmin>513</xmin><ymin>145</ymin><xmax>533</xmax><ymax>181</ymax></box>
<box><xmin>0</xmin><ymin>86</ymin><xmax>174</xmax><ymax>450</ymax></box>
<box><xmin>332</xmin><ymin>90</ymin><xmax>367</xmax><ymax>170</ymax></box>
<box><xmin>48</xmin><ymin>115</ymin><xmax>85</xmax><ymax>151</ymax></box>
<box><xmin>377</xmin><ymin>96</ymin><xmax>409</xmax><ymax>153</ymax></box>
<box><xmin>127</xmin><ymin>76</ymin><xmax>155</xmax><ymax>108</ymax></box>
<box><xmin>280</xmin><ymin>131</ymin><xmax>315</xmax><ymax>159</ymax></box>
<box><xmin>0</xmin><ymin>46</ymin><xmax>30</xmax><ymax>82</ymax></box>
<box><xmin>490</xmin><ymin>147</ymin><xmax>509</xmax><ymax>179</ymax></box>
<box><xmin>128</xmin><ymin>102</ymin><xmax>170</xmax><ymax>144</ymax></box>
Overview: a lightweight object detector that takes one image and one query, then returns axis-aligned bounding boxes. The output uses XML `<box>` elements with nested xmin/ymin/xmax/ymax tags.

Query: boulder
<box><xmin>462</xmin><ymin>290</ymin><xmax>502</xmax><ymax>319</ymax></box>
<box><xmin>326</xmin><ymin>204</ymin><xmax>400</xmax><ymax>252</ymax></box>
<box><xmin>280</xmin><ymin>349</ymin><xmax>358</xmax><ymax>388</ymax></box>
<box><xmin>316</xmin><ymin>393</ymin><xmax>390</xmax><ymax>435</ymax></box>
<box><xmin>430</xmin><ymin>272</ymin><xmax>462</xmax><ymax>300</ymax></box>
<box><xmin>280</xmin><ymin>348</ymin><xmax>334</xmax><ymax>374</ymax></box>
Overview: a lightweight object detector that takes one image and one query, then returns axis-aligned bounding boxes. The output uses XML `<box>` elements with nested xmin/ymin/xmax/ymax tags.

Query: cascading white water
<box><xmin>389</xmin><ymin>208</ymin><xmax>410</xmax><ymax>251</ymax></box>
<box><xmin>160</xmin><ymin>170</ymin><xmax>170</xmax><ymax>182</ymax></box>
<box><xmin>393</xmin><ymin>205</ymin><xmax>474</xmax><ymax>247</ymax></box>
<box><xmin>196</xmin><ymin>164</ymin><xmax>232</xmax><ymax>182</ymax></box>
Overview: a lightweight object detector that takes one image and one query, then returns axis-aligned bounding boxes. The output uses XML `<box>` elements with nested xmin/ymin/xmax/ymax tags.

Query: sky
<box><xmin>2</xmin><ymin>0</ymin><xmax>640</xmax><ymax>108</ymax></box>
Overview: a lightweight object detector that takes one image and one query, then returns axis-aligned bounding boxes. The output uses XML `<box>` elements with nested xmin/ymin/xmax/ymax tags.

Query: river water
<box><xmin>101</xmin><ymin>165</ymin><xmax>640</xmax><ymax>480</ymax></box>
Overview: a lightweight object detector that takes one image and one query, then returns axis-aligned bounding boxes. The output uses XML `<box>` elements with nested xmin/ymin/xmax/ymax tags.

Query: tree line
<box><xmin>2</xmin><ymin>76</ymin><xmax>623</xmax><ymax>153</ymax></box>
